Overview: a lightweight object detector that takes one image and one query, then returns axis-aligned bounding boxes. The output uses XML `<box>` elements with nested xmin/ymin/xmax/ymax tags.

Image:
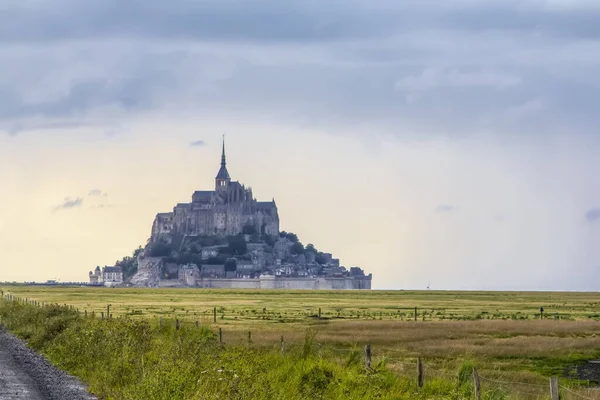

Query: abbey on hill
<box><xmin>151</xmin><ymin>140</ymin><xmax>279</xmax><ymax>240</ymax></box>
<box><xmin>102</xmin><ymin>139</ymin><xmax>371</xmax><ymax>290</ymax></box>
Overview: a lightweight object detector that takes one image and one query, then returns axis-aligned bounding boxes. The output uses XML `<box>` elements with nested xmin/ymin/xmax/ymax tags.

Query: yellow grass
<box><xmin>3</xmin><ymin>285</ymin><xmax>600</xmax><ymax>398</ymax></box>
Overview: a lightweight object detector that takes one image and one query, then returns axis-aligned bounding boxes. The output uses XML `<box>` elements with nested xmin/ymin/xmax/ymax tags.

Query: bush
<box><xmin>0</xmin><ymin>298</ymin><xmax>488</xmax><ymax>400</ymax></box>
<box><xmin>225</xmin><ymin>258</ymin><xmax>237</xmax><ymax>272</ymax></box>
<box><xmin>148</xmin><ymin>242</ymin><xmax>172</xmax><ymax>257</ymax></box>
<box><xmin>291</xmin><ymin>242</ymin><xmax>305</xmax><ymax>255</ymax></box>
<box><xmin>227</xmin><ymin>234</ymin><xmax>247</xmax><ymax>256</ymax></box>
<box><xmin>242</xmin><ymin>224</ymin><xmax>257</xmax><ymax>235</ymax></box>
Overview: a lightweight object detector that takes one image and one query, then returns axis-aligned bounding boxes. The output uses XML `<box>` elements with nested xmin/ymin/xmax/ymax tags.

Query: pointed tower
<box><xmin>215</xmin><ymin>136</ymin><xmax>231</xmax><ymax>192</ymax></box>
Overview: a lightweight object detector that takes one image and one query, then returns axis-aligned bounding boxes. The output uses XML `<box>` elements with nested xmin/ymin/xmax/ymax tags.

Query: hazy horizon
<box><xmin>1</xmin><ymin>0</ymin><xmax>600</xmax><ymax>290</ymax></box>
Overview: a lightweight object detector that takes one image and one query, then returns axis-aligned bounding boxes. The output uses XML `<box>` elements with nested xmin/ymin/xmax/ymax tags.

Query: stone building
<box><xmin>151</xmin><ymin>139</ymin><xmax>279</xmax><ymax>241</ymax></box>
<box><xmin>178</xmin><ymin>264</ymin><xmax>200</xmax><ymax>285</ymax></box>
<box><xmin>89</xmin><ymin>266</ymin><xmax>101</xmax><ymax>284</ymax></box>
<box><xmin>101</xmin><ymin>266</ymin><xmax>123</xmax><ymax>286</ymax></box>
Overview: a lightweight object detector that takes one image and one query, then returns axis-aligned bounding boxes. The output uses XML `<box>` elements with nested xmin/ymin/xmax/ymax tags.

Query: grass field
<box><xmin>3</xmin><ymin>286</ymin><xmax>600</xmax><ymax>399</ymax></box>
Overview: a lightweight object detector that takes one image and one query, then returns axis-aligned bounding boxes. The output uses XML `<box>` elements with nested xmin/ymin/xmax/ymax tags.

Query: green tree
<box><xmin>115</xmin><ymin>246</ymin><xmax>144</xmax><ymax>279</ymax></box>
<box><xmin>286</xmin><ymin>232</ymin><xmax>299</xmax><ymax>243</ymax></box>
<box><xmin>148</xmin><ymin>241</ymin><xmax>172</xmax><ymax>257</ymax></box>
<box><xmin>315</xmin><ymin>252</ymin><xmax>328</xmax><ymax>265</ymax></box>
<box><xmin>205</xmin><ymin>255</ymin><xmax>227</xmax><ymax>265</ymax></box>
<box><xmin>305</xmin><ymin>243</ymin><xmax>317</xmax><ymax>253</ymax></box>
<box><xmin>224</xmin><ymin>258</ymin><xmax>237</xmax><ymax>272</ymax></box>
<box><xmin>291</xmin><ymin>242</ymin><xmax>305</xmax><ymax>255</ymax></box>
<box><xmin>242</xmin><ymin>224</ymin><xmax>257</xmax><ymax>235</ymax></box>
<box><xmin>261</xmin><ymin>234</ymin><xmax>277</xmax><ymax>246</ymax></box>
<box><xmin>227</xmin><ymin>234</ymin><xmax>248</xmax><ymax>255</ymax></box>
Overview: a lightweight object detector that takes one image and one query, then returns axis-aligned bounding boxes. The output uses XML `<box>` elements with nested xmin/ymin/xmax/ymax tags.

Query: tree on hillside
<box><xmin>227</xmin><ymin>234</ymin><xmax>247</xmax><ymax>256</ymax></box>
<box><xmin>290</xmin><ymin>241</ymin><xmax>305</xmax><ymax>255</ymax></box>
<box><xmin>224</xmin><ymin>258</ymin><xmax>237</xmax><ymax>272</ymax></box>
<box><xmin>115</xmin><ymin>246</ymin><xmax>144</xmax><ymax>279</ymax></box>
<box><xmin>315</xmin><ymin>252</ymin><xmax>328</xmax><ymax>265</ymax></box>
<box><xmin>205</xmin><ymin>255</ymin><xmax>227</xmax><ymax>265</ymax></box>
<box><xmin>148</xmin><ymin>241</ymin><xmax>172</xmax><ymax>257</ymax></box>
<box><xmin>242</xmin><ymin>224</ymin><xmax>257</xmax><ymax>235</ymax></box>
<box><xmin>305</xmin><ymin>243</ymin><xmax>317</xmax><ymax>253</ymax></box>
<box><xmin>286</xmin><ymin>232</ymin><xmax>299</xmax><ymax>243</ymax></box>
<box><xmin>261</xmin><ymin>234</ymin><xmax>277</xmax><ymax>246</ymax></box>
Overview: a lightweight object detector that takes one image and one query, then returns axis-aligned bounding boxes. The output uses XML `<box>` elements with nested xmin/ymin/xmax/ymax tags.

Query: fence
<box><xmin>2</xmin><ymin>293</ymin><xmax>600</xmax><ymax>399</ymax></box>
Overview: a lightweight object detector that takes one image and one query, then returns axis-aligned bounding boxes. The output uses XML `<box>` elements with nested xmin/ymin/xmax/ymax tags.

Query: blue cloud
<box><xmin>585</xmin><ymin>208</ymin><xmax>600</xmax><ymax>223</ymax></box>
<box><xmin>1</xmin><ymin>0</ymin><xmax>599</xmax><ymax>139</ymax></box>
<box><xmin>436</xmin><ymin>205</ymin><xmax>458</xmax><ymax>213</ymax></box>
<box><xmin>53</xmin><ymin>197</ymin><xmax>83</xmax><ymax>211</ymax></box>
<box><xmin>189</xmin><ymin>140</ymin><xmax>206</xmax><ymax>147</ymax></box>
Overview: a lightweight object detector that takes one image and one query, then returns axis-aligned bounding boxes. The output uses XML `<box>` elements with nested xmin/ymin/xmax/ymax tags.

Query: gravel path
<box><xmin>0</xmin><ymin>327</ymin><xmax>96</xmax><ymax>400</ymax></box>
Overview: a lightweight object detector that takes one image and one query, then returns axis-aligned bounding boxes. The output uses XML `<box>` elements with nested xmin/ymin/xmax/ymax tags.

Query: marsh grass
<box><xmin>0</xmin><ymin>298</ymin><xmax>489</xmax><ymax>399</ymax></box>
<box><xmin>3</xmin><ymin>287</ymin><xmax>600</xmax><ymax>399</ymax></box>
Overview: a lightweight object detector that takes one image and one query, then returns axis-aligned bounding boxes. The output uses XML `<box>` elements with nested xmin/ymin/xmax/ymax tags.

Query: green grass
<box><xmin>3</xmin><ymin>286</ymin><xmax>600</xmax><ymax>399</ymax></box>
<box><xmin>4</xmin><ymin>286</ymin><xmax>600</xmax><ymax>323</ymax></box>
<box><xmin>0</xmin><ymin>299</ymin><xmax>484</xmax><ymax>400</ymax></box>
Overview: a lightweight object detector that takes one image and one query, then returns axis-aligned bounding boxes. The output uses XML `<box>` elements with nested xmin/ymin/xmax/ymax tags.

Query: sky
<box><xmin>1</xmin><ymin>0</ymin><xmax>600</xmax><ymax>290</ymax></box>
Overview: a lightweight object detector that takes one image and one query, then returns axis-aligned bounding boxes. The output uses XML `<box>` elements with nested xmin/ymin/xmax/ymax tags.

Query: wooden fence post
<box><xmin>364</xmin><ymin>344</ymin><xmax>372</xmax><ymax>369</ymax></box>
<box><xmin>195</xmin><ymin>321</ymin><xmax>199</xmax><ymax>329</ymax></box>
<box><xmin>176</xmin><ymin>319</ymin><xmax>180</xmax><ymax>331</ymax></box>
<box><xmin>213</xmin><ymin>307</ymin><xmax>217</xmax><ymax>323</ymax></box>
<box><xmin>280</xmin><ymin>336</ymin><xmax>285</xmax><ymax>353</ymax></box>
<box><xmin>248</xmin><ymin>330</ymin><xmax>252</xmax><ymax>345</ymax></box>
<box><xmin>473</xmin><ymin>367</ymin><xmax>481</xmax><ymax>400</ymax></box>
<box><xmin>318</xmin><ymin>308</ymin><xmax>322</xmax><ymax>319</ymax></box>
<box><xmin>84</xmin><ymin>310</ymin><xmax>87</xmax><ymax>318</ymax></box>
<box><xmin>417</xmin><ymin>358</ymin><xmax>424</xmax><ymax>388</ymax></box>
<box><xmin>549</xmin><ymin>377</ymin><xmax>559</xmax><ymax>400</ymax></box>
<box><xmin>107</xmin><ymin>304</ymin><xmax>111</xmax><ymax>317</ymax></box>
<box><xmin>414</xmin><ymin>307</ymin><xmax>418</xmax><ymax>321</ymax></box>
<box><xmin>101</xmin><ymin>312</ymin><xmax>104</xmax><ymax>320</ymax></box>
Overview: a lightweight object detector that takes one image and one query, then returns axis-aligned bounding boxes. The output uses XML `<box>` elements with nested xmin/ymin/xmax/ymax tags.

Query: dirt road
<box><xmin>0</xmin><ymin>328</ymin><xmax>95</xmax><ymax>400</ymax></box>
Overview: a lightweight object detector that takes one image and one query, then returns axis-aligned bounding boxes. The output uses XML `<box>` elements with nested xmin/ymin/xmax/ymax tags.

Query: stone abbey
<box><xmin>151</xmin><ymin>140</ymin><xmax>280</xmax><ymax>241</ymax></box>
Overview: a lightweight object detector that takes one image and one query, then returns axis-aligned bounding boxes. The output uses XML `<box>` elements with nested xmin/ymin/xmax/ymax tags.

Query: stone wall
<box><xmin>193</xmin><ymin>275</ymin><xmax>371</xmax><ymax>290</ymax></box>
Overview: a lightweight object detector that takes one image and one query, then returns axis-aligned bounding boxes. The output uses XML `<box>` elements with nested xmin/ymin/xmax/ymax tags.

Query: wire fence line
<box><xmin>4</xmin><ymin>294</ymin><xmax>600</xmax><ymax>399</ymax></box>
<box><xmin>381</xmin><ymin>355</ymin><xmax>598</xmax><ymax>400</ymax></box>
<box><xmin>559</xmin><ymin>385</ymin><xmax>596</xmax><ymax>400</ymax></box>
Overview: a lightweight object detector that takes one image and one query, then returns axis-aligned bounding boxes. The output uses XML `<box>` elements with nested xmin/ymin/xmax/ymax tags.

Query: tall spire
<box><xmin>215</xmin><ymin>134</ymin><xmax>231</xmax><ymax>186</ymax></box>
<box><xmin>221</xmin><ymin>134</ymin><xmax>226</xmax><ymax>166</ymax></box>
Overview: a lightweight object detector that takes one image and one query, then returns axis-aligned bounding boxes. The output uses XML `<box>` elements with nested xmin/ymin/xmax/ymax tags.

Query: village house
<box><xmin>178</xmin><ymin>264</ymin><xmax>200</xmax><ymax>285</ymax></box>
<box><xmin>102</xmin><ymin>266</ymin><xmax>123</xmax><ymax>286</ymax></box>
<box><xmin>201</xmin><ymin>264</ymin><xmax>225</xmax><ymax>278</ymax></box>
<box><xmin>88</xmin><ymin>266</ymin><xmax>102</xmax><ymax>284</ymax></box>
<box><xmin>201</xmin><ymin>246</ymin><xmax>224</xmax><ymax>260</ymax></box>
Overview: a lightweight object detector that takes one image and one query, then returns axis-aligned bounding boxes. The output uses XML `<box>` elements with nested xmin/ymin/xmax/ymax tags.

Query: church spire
<box><xmin>215</xmin><ymin>134</ymin><xmax>231</xmax><ymax>190</ymax></box>
<box><xmin>221</xmin><ymin>134</ymin><xmax>226</xmax><ymax>167</ymax></box>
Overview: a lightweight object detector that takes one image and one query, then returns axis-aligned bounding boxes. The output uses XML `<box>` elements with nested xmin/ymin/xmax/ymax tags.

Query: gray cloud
<box><xmin>436</xmin><ymin>204</ymin><xmax>458</xmax><ymax>213</ymax></box>
<box><xmin>91</xmin><ymin>204</ymin><xmax>113</xmax><ymax>209</ymax></box>
<box><xmin>3</xmin><ymin>1</ymin><xmax>600</xmax><ymax>44</ymax></box>
<box><xmin>53</xmin><ymin>197</ymin><xmax>83</xmax><ymax>211</ymax></box>
<box><xmin>189</xmin><ymin>140</ymin><xmax>206</xmax><ymax>147</ymax></box>
<box><xmin>395</xmin><ymin>68</ymin><xmax>521</xmax><ymax>91</ymax></box>
<box><xmin>585</xmin><ymin>208</ymin><xmax>600</xmax><ymax>223</ymax></box>
<box><xmin>88</xmin><ymin>189</ymin><xmax>103</xmax><ymax>196</ymax></box>
<box><xmin>1</xmin><ymin>0</ymin><xmax>600</xmax><ymax>139</ymax></box>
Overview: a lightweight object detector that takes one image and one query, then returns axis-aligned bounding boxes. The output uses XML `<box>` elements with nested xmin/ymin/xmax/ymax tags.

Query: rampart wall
<box><xmin>194</xmin><ymin>276</ymin><xmax>371</xmax><ymax>290</ymax></box>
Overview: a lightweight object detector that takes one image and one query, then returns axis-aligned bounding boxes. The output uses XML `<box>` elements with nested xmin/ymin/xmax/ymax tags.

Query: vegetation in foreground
<box><xmin>3</xmin><ymin>287</ymin><xmax>600</xmax><ymax>398</ymax></box>
<box><xmin>0</xmin><ymin>298</ymin><xmax>519</xmax><ymax>400</ymax></box>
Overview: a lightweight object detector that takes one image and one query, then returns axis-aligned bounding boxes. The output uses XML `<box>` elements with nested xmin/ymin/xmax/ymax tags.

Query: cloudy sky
<box><xmin>1</xmin><ymin>0</ymin><xmax>599</xmax><ymax>289</ymax></box>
